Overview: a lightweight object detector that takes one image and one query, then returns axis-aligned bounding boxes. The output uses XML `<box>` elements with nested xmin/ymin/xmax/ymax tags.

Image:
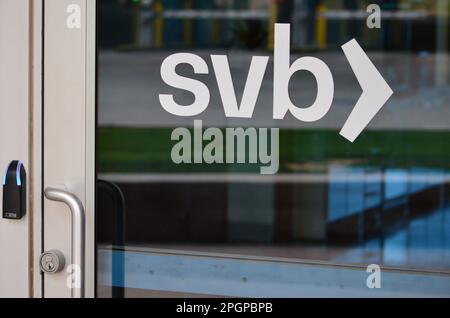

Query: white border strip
<box><xmin>160</xmin><ymin>10</ymin><xmax>432</xmax><ymax>20</ymax></box>
<box><xmin>99</xmin><ymin>172</ymin><xmax>449</xmax><ymax>184</ymax></box>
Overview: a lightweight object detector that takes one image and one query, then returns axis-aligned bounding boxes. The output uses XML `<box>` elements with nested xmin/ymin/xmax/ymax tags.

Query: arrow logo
<box><xmin>340</xmin><ymin>39</ymin><xmax>394</xmax><ymax>142</ymax></box>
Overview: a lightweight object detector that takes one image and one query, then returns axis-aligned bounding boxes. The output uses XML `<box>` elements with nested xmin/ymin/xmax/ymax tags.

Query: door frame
<box><xmin>0</xmin><ymin>0</ymin><xmax>38</xmax><ymax>298</ymax></box>
<box><xmin>41</xmin><ymin>0</ymin><xmax>96</xmax><ymax>298</ymax></box>
<box><xmin>35</xmin><ymin>0</ymin><xmax>450</xmax><ymax>299</ymax></box>
<box><xmin>2</xmin><ymin>0</ymin><xmax>448</xmax><ymax>299</ymax></box>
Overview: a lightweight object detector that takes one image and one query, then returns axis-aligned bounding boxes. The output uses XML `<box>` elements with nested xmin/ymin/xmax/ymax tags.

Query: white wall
<box><xmin>0</xmin><ymin>0</ymin><xmax>30</xmax><ymax>297</ymax></box>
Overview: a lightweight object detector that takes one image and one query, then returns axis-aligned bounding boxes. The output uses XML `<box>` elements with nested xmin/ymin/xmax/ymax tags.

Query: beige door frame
<box><xmin>0</xmin><ymin>0</ymin><xmax>43</xmax><ymax>298</ymax></box>
<box><xmin>42</xmin><ymin>0</ymin><xmax>96</xmax><ymax>298</ymax></box>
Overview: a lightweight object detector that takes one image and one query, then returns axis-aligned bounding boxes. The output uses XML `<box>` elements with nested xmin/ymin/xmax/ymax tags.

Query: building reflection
<box><xmin>98</xmin><ymin>165</ymin><xmax>450</xmax><ymax>270</ymax></box>
<box><xmin>96</xmin><ymin>0</ymin><xmax>450</xmax><ymax>286</ymax></box>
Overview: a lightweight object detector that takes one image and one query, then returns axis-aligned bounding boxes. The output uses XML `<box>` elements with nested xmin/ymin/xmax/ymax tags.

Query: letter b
<box><xmin>273</xmin><ymin>24</ymin><xmax>334</xmax><ymax>122</ymax></box>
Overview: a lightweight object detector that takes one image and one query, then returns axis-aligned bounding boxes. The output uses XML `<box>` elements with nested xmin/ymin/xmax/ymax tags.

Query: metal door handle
<box><xmin>44</xmin><ymin>187</ymin><xmax>85</xmax><ymax>298</ymax></box>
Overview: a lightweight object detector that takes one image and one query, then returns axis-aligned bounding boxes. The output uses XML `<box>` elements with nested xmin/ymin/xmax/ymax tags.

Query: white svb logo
<box><xmin>159</xmin><ymin>24</ymin><xmax>393</xmax><ymax>143</ymax></box>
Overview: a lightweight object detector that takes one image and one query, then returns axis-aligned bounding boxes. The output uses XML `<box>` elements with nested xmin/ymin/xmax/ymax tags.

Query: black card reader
<box><xmin>2</xmin><ymin>160</ymin><xmax>26</xmax><ymax>220</ymax></box>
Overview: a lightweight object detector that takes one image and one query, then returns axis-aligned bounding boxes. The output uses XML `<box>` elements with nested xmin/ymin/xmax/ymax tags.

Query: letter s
<box><xmin>159</xmin><ymin>53</ymin><xmax>210</xmax><ymax>117</ymax></box>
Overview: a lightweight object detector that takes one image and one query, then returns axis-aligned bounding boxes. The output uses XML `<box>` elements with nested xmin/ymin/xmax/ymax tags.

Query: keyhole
<box><xmin>40</xmin><ymin>250</ymin><xmax>65</xmax><ymax>274</ymax></box>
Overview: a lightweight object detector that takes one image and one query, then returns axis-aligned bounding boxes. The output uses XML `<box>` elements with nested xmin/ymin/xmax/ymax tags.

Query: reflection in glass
<box><xmin>97</xmin><ymin>0</ymin><xmax>450</xmax><ymax>297</ymax></box>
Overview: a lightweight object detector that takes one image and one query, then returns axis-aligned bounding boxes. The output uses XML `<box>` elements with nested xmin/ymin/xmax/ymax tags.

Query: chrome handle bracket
<box><xmin>44</xmin><ymin>187</ymin><xmax>85</xmax><ymax>298</ymax></box>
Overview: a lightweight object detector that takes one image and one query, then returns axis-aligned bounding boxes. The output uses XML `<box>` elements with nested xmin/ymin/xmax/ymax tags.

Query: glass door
<box><xmin>42</xmin><ymin>0</ymin><xmax>450</xmax><ymax>298</ymax></box>
<box><xmin>95</xmin><ymin>0</ymin><xmax>450</xmax><ymax>297</ymax></box>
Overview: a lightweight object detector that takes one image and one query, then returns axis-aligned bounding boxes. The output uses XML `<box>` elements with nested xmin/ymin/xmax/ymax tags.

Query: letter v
<box><xmin>211</xmin><ymin>55</ymin><xmax>269</xmax><ymax>118</ymax></box>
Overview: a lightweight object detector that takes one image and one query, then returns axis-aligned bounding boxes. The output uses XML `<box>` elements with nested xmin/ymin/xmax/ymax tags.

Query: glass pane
<box><xmin>96</xmin><ymin>0</ymin><xmax>450</xmax><ymax>297</ymax></box>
